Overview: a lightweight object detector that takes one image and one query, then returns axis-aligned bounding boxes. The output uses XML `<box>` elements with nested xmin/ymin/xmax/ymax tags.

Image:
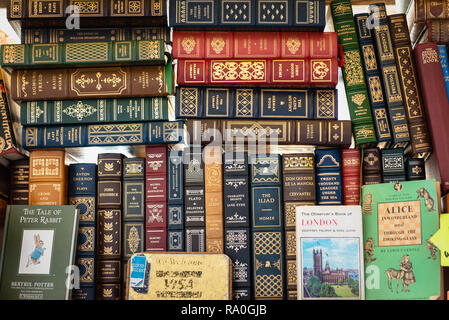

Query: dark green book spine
<box><xmin>20</xmin><ymin>97</ymin><xmax>169</xmax><ymax>126</ymax></box>
<box><xmin>330</xmin><ymin>0</ymin><xmax>377</xmax><ymax>146</ymax></box>
<box><xmin>368</xmin><ymin>3</ymin><xmax>410</xmax><ymax>148</ymax></box>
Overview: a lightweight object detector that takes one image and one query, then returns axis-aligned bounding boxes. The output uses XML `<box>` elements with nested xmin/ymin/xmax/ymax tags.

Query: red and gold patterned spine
<box><xmin>342</xmin><ymin>149</ymin><xmax>361</xmax><ymax>205</ymax></box>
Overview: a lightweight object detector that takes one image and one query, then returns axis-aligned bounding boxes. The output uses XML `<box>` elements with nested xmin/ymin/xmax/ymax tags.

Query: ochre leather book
<box><xmin>388</xmin><ymin>14</ymin><xmax>432</xmax><ymax>156</ymax></box>
<box><xmin>342</xmin><ymin>148</ymin><xmax>361</xmax><ymax>205</ymax></box>
<box><xmin>11</xmin><ymin>64</ymin><xmax>172</xmax><ymax>101</ymax></box>
<box><xmin>176</xmin><ymin>58</ymin><xmax>338</xmax><ymax>87</ymax></box>
<box><xmin>415</xmin><ymin>42</ymin><xmax>449</xmax><ymax>193</ymax></box>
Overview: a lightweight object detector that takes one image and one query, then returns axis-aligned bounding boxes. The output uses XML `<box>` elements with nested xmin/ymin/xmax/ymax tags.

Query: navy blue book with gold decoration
<box><xmin>315</xmin><ymin>148</ymin><xmax>343</xmax><ymax>205</ymax></box>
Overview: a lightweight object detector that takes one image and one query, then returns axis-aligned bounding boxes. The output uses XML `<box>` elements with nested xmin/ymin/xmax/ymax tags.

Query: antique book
<box><xmin>406</xmin><ymin>158</ymin><xmax>426</xmax><ymax>181</ymax></box>
<box><xmin>21</xmin><ymin>27</ymin><xmax>170</xmax><ymax>44</ymax></box>
<box><xmin>427</xmin><ymin>20</ymin><xmax>449</xmax><ymax>44</ymax></box>
<box><xmin>185</xmin><ymin>227</ymin><xmax>206</xmax><ymax>252</ymax></box>
<box><xmin>381</xmin><ymin>148</ymin><xmax>406</xmax><ymax>183</ymax></box>
<box><xmin>414</xmin><ymin>0</ymin><xmax>449</xmax><ymax>22</ymax></box>
<box><xmin>362</xmin><ymin>147</ymin><xmax>382</xmax><ymax>185</ymax></box>
<box><xmin>0</xmin><ymin>40</ymin><xmax>165</xmax><ymax>70</ymax></box>
<box><xmin>342</xmin><ymin>149</ymin><xmax>361</xmax><ymax>205</ymax></box>
<box><xmin>176</xmin><ymin>58</ymin><xmax>338</xmax><ymax>87</ymax></box>
<box><xmin>96</xmin><ymin>153</ymin><xmax>123</xmax><ymax>300</ymax></box>
<box><xmin>330</xmin><ymin>0</ymin><xmax>377</xmax><ymax>146</ymax></box>
<box><xmin>167</xmin><ymin>150</ymin><xmax>184</xmax><ymax>252</ymax></box>
<box><xmin>282</xmin><ymin>153</ymin><xmax>316</xmax><ymax>298</ymax></box>
<box><xmin>361</xmin><ymin>179</ymin><xmax>442</xmax><ymax>299</ymax></box>
<box><xmin>145</xmin><ymin>146</ymin><xmax>167</xmax><ymax>251</ymax></box>
<box><xmin>388</xmin><ymin>14</ymin><xmax>432</xmax><ymax>156</ymax></box>
<box><xmin>11</xmin><ymin>64</ymin><xmax>173</xmax><ymax>101</ymax></box>
<box><xmin>369</xmin><ymin>4</ymin><xmax>411</xmax><ymax>148</ymax></box>
<box><xmin>354</xmin><ymin>13</ymin><xmax>392</xmax><ymax>148</ymax></box>
<box><xmin>68</xmin><ymin>163</ymin><xmax>96</xmax><ymax>300</ymax></box>
<box><xmin>204</xmin><ymin>145</ymin><xmax>224</xmax><ymax>254</ymax></box>
<box><xmin>173</xmin><ymin>31</ymin><xmax>337</xmax><ymax>59</ymax></box>
<box><xmin>249</xmin><ymin>154</ymin><xmax>285</xmax><ymax>300</ymax></box>
<box><xmin>169</xmin><ymin>0</ymin><xmax>325</xmax><ymax>30</ymax></box>
<box><xmin>296</xmin><ymin>205</ymin><xmax>364</xmax><ymax>300</ymax></box>
<box><xmin>10</xmin><ymin>159</ymin><xmax>29</xmax><ymax>205</ymax></box>
<box><xmin>22</xmin><ymin>121</ymin><xmax>184</xmax><ymax>149</ymax></box>
<box><xmin>0</xmin><ymin>205</ymin><xmax>79</xmax><ymax>300</ymax></box>
<box><xmin>414</xmin><ymin>42</ymin><xmax>449</xmax><ymax>193</ymax></box>
<box><xmin>315</xmin><ymin>148</ymin><xmax>342</xmax><ymax>205</ymax></box>
<box><xmin>437</xmin><ymin>45</ymin><xmax>449</xmax><ymax>102</ymax></box>
<box><xmin>29</xmin><ymin>149</ymin><xmax>67</xmax><ymax>205</ymax></box>
<box><xmin>21</xmin><ymin>97</ymin><xmax>169</xmax><ymax>126</ymax></box>
<box><xmin>126</xmin><ymin>252</ymin><xmax>231</xmax><ymax>299</ymax></box>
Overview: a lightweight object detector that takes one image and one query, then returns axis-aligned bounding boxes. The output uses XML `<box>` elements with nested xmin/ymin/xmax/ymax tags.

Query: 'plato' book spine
<box><xmin>10</xmin><ymin>160</ymin><xmax>29</xmax><ymax>205</ymax></box>
<box><xmin>68</xmin><ymin>163</ymin><xmax>97</xmax><ymax>300</ymax></box>
<box><xmin>342</xmin><ymin>149</ymin><xmax>361</xmax><ymax>205</ymax></box>
<box><xmin>11</xmin><ymin>64</ymin><xmax>172</xmax><ymax>101</ymax></box>
<box><xmin>315</xmin><ymin>148</ymin><xmax>342</xmax><ymax>205</ymax></box>
<box><xmin>20</xmin><ymin>97</ymin><xmax>169</xmax><ymax>126</ymax></box>
<box><xmin>330</xmin><ymin>0</ymin><xmax>377</xmax><ymax>146</ymax></box>
<box><xmin>96</xmin><ymin>153</ymin><xmax>123</xmax><ymax>300</ymax></box>
<box><xmin>145</xmin><ymin>145</ymin><xmax>167</xmax><ymax>251</ymax></box>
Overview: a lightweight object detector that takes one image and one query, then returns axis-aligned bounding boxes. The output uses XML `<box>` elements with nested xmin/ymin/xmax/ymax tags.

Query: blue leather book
<box><xmin>249</xmin><ymin>154</ymin><xmax>282</xmax><ymax>187</ymax></box>
<box><xmin>315</xmin><ymin>148</ymin><xmax>342</xmax><ymax>205</ymax></box>
<box><xmin>170</xmin><ymin>0</ymin><xmax>219</xmax><ymax>27</ymax></box>
<box><xmin>168</xmin><ymin>229</ymin><xmax>185</xmax><ymax>251</ymax></box>
<box><xmin>68</xmin><ymin>163</ymin><xmax>97</xmax><ymax>196</ymax></box>
<box><xmin>313</xmin><ymin>89</ymin><xmax>338</xmax><ymax>120</ymax></box>
<box><xmin>23</xmin><ymin>121</ymin><xmax>184</xmax><ymax>148</ymax></box>
<box><xmin>260</xmin><ymin>89</ymin><xmax>313</xmax><ymax>119</ymax></box>
<box><xmin>406</xmin><ymin>158</ymin><xmax>426</xmax><ymax>181</ymax></box>
<box><xmin>122</xmin><ymin>222</ymin><xmax>145</xmax><ymax>260</ymax></box>
<box><xmin>176</xmin><ymin>87</ymin><xmax>204</xmax><ymax>118</ymax></box>
<box><xmin>438</xmin><ymin>45</ymin><xmax>449</xmax><ymax>103</ymax></box>
<box><xmin>123</xmin><ymin>158</ymin><xmax>145</xmax><ymax>222</ymax></box>
<box><xmin>235</xmin><ymin>88</ymin><xmax>259</xmax><ymax>118</ymax></box>
<box><xmin>167</xmin><ymin>204</ymin><xmax>184</xmax><ymax>230</ymax></box>
<box><xmin>225</xmin><ymin>228</ymin><xmax>252</xmax><ymax>289</ymax></box>
<box><xmin>167</xmin><ymin>150</ymin><xmax>184</xmax><ymax>204</ymax></box>
<box><xmin>72</xmin><ymin>286</ymin><xmax>96</xmax><ymax>300</ymax></box>
<box><xmin>205</xmin><ymin>88</ymin><xmax>234</xmax><ymax>118</ymax></box>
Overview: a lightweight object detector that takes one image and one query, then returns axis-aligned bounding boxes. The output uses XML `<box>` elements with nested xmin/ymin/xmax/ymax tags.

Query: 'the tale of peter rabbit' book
<box><xmin>361</xmin><ymin>179</ymin><xmax>442</xmax><ymax>300</ymax></box>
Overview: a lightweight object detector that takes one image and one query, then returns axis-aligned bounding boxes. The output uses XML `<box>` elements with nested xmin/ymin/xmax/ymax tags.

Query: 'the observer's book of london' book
<box><xmin>361</xmin><ymin>180</ymin><xmax>442</xmax><ymax>300</ymax></box>
<box><xmin>0</xmin><ymin>205</ymin><xmax>79</xmax><ymax>300</ymax></box>
<box><xmin>296</xmin><ymin>205</ymin><xmax>364</xmax><ymax>300</ymax></box>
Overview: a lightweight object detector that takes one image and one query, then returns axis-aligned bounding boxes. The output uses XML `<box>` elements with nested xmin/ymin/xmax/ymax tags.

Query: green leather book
<box><xmin>361</xmin><ymin>180</ymin><xmax>442</xmax><ymax>300</ymax></box>
<box><xmin>0</xmin><ymin>39</ymin><xmax>166</xmax><ymax>69</ymax></box>
<box><xmin>0</xmin><ymin>205</ymin><xmax>79</xmax><ymax>300</ymax></box>
<box><xmin>330</xmin><ymin>0</ymin><xmax>377</xmax><ymax>146</ymax></box>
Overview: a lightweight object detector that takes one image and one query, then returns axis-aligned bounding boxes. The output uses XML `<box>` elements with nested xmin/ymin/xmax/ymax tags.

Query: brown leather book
<box><xmin>362</xmin><ymin>148</ymin><xmax>382</xmax><ymax>185</ymax></box>
<box><xmin>388</xmin><ymin>14</ymin><xmax>432</xmax><ymax>156</ymax></box>
<box><xmin>11</xmin><ymin>65</ymin><xmax>171</xmax><ymax>101</ymax></box>
<box><xmin>415</xmin><ymin>42</ymin><xmax>449</xmax><ymax>193</ymax></box>
<box><xmin>28</xmin><ymin>149</ymin><xmax>67</xmax><ymax>205</ymax></box>
<box><xmin>204</xmin><ymin>145</ymin><xmax>224</xmax><ymax>254</ymax></box>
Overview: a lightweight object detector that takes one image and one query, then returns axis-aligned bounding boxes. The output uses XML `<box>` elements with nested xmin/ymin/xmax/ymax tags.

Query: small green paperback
<box><xmin>0</xmin><ymin>205</ymin><xmax>79</xmax><ymax>300</ymax></box>
<box><xmin>361</xmin><ymin>180</ymin><xmax>442</xmax><ymax>299</ymax></box>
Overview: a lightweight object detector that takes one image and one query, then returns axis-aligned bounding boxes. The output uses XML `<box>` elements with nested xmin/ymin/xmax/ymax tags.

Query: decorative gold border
<box><xmin>205</xmin><ymin>88</ymin><xmax>230</xmax><ymax>117</ymax></box>
<box><xmin>260</xmin><ymin>89</ymin><xmax>309</xmax><ymax>118</ymax></box>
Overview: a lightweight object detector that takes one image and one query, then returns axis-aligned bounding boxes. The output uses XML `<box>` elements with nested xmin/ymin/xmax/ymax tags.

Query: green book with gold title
<box><xmin>0</xmin><ymin>205</ymin><xmax>79</xmax><ymax>300</ymax></box>
<box><xmin>361</xmin><ymin>180</ymin><xmax>442</xmax><ymax>300</ymax></box>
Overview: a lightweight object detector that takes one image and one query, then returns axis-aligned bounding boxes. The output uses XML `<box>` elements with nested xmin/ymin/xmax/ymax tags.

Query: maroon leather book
<box><xmin>146</xmin><ymin>202</ymin><xmax>166</xmax><ymax>229</ymax></box>
<box><xmin>145</xmin><ymin>228</ymin><xmax>167</xmax><ymax>251</ymax></box>
<box><xmin>414</xmin><ymin>42</ymin><xmax>449</xmax><ymax>193</ymax></box>
<box><xmin>342</xmin><ymin>149</ymin><xmax>361</xmax><ymax>205</ymax></box>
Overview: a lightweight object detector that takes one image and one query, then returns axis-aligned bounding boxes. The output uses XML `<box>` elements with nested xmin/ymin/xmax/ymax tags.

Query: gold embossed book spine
<box><xmin>96</xmin><ymin>153</ymin><xmax>124</xmax><ymax>300</ymax></box>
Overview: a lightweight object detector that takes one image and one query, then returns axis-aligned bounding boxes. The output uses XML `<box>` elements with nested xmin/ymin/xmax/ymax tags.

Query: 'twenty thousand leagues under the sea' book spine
<box><xmin>361</xmin><ymin>179</ymin><xmax>441</xmax><ymax>300</ymax></box>
<box><xmin>0</xmin><ymin>205</ymin><xmax>79</xmax><ymax>300</ymax></box>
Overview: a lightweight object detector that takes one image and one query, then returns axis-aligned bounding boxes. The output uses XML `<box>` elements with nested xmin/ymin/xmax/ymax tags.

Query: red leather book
<box><xmin>145</xmin><ymin>145</ymin><xmax>167</xmax><ymax>176</ymax></box>
<box><xmin>414</xmin><ymin>42</ymin><xmax>449</xmax><ymax>193</ymax></box>
<box><xmin>177</xmin><ymin>58</ymin><xmax>338</xmax><ymax>87</ymax></box>
<box><xmin>172</xmin><ymin>31</ymin><xmax>336</xmax><ymax>60</ymax></box>
<box><xmin>146</xmin><ymin>202</ymin><xmax>167</xmax><ymax>229</ymax></box>
<box><xmin>342</xmin><ymin>149</ymin><xmax>361</xmax><ymax>205</ymax></box>
<box><xmin>145</xmin><ymin>228</ymin><xmax>167</xmax><ymax>251</ymax></box>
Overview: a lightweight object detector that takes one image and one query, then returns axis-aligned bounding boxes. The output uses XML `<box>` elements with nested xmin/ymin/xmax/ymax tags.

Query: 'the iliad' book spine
<box><xmin>315</xmin><ymin>148</ymin><xmax>342</xmax><ymax>205</ymax></box>
<box><xmin>362</xmin><ymin>147</ymin><xmax>382</xmax><ymax>185</ymax></box>
<box><xmin>68</xmin><ymin>163</ymin><xmax>97</xmax><ymax>300</ymax></box>
<box><xmin>249</xmin><ymin>154</ymin><xmax>285</xmax><ymax>300</ymax></box>
<box><xmin>437</xmin><ymin>45</ymin><xmax>449</xmax><ymax>103</ymax></box>
<box><xmin>28</xmin><ymin>149</ymin><xmax>67</xmax><ymax>205</ymax></box>
<box><xmin>388</xmin><ymin>14</ymin><xmax>432</xmax><ymax>156</ymax></box>
<box><xmin>369</xmin><ymin>4</ymin><xmax>410</xmax><ymax>148</ymax></box>
<box><xmin>342</xmin><ymin>149</ymin><xmax>361</xmax><ymax>205</ymax></box>
<box><xmin>167</xmin><ymin>150</ymin><xmax>185</xmax><ymax>252</ymax></box>
<box><xmin>281</xmin><ymin>153</ymin><xmax>316</xmax><ymax>299</ymax></box>
<box><xmin>415</xmin><ymin>42</ymin><xmax>449</xmax><ymax>193</ymax></box>
<box><xmin>354</xmin><ymin>13</ymin><xmax>392</xmax><ymax>148</ymax></box>
<box><xmin>10</xmin><ymin>159</ymin><xmax>29</xmax><ymax>205</ymax></box>
<box><xmin>204</xmin><ymin>145</ymin><xmax>224</xmax><ymax>253</ymax></box>
<box><xmin>330</xmin><ymin>0</ymin><xmax>377</xmax><ymax>146</ymax></box>
<box><xmin>11</xmin><ymin>64</ymin><xmax>172</xmax><ymax>101</ymax></box>
<box><xmin>96</xmin><ymin>153</ymin><xmax>123</xmax><ymax>300</ymax></box>
<box><xmin>223</xmin><ymin>151</ymin><xmax>251</xmax><ymax>300</ymax></box>
<box><xmin>145</xmin><ymin>145</ymin><xmax>167</xmax><ymax>251</ymax></box>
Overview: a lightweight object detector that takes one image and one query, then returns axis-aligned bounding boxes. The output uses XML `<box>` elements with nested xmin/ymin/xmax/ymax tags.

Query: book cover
<box><xmin>296</xmin><ymin>205</ymin><xmax>364</xmax><ymax>300</ymax></box>
<box><xmin>0</xmin><ymin>205</ymin><xmax>79</xmax><ymax>300</ymax></box>
<box><xmin>361</xmin><ymin>179</ymin><xmax>441</xmax><ymax>299</ymax></box>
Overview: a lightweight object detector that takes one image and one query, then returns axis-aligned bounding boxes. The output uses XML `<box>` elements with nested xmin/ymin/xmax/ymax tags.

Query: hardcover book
<box><xmin>342</xmin><ymin>149</ymin><xmax>361</xmax><ymax>205</ymax></box>
<box><xmin>10</xmin><ymin>159</ymin><xmax>29</xmax><ymax>205</ymax></box>
<box><xmin>362</xmin><ymin>148</ymin><xmax>382</xmax><ymax>185</ymax></box>
<box><xmin>437</xmin><ymin>45</ymin><xmax>449</xmax><ymax>103</ymax></box>
<box><xmin>0</xmin><ymin>205</ymin><xmax>79</xmax><ymax>300</ymax></box>
<box><xmin>381</xmin><ymin>148</ymin><xmax>406</xmax><ymax>183</ymax></box>
<box><xmin>361</xmin><ymin>179</ymin><xmax>442</xmax><ymax>299</ymax></box>
<box><xmin>315</xmin><ymin>148</ymin><xmax>342</xmax><ymax>205</ymax></box>
<box><xmin>406</xmin><ymin>158</ymin><xmax>426</xmax><ymax>181</ymax></box>
<box><xmin>296</xmin><ymin>205</ymin><xmax>364</xmax><ymax>300</ymax></box>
